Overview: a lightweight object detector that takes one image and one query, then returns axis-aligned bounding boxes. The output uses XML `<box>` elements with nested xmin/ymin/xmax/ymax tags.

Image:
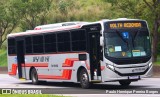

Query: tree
<box><xmin>0</xmin><ymin>0</ymin><xmax>20</xmax><ymax>48</ymax></box>
<box><xmin>104</xmin><ymin>0</ymin><xmax>143</xmax><ymax>18</ymax></box>
<box><xmin>143</xmin><ymin>0</ymin><xmax>160</xmax><ymax>62</ymax></box>
<box><xmin>104</xmin><ymin>0</ymin><xmax>160</xmax><ymax>62</ymax></box>
<box><xmin>52</xmin><ymin>0</ymin><xmax>76</xmax><ymax>22</ymax></box>
<box><xmin>13</xmin><ymin>0</ymin><xmax>53</xmax><ymax>31</ymax></box>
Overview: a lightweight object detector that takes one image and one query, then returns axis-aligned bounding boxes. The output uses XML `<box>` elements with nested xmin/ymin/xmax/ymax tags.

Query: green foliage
<box><xmin>154</xmin><ymin>55</ymin><xmax>160</xmax><ymax>65</ymax></box>
<box><xmin>51</xmin><ymin>0</ymin><xmax>113</xmax><ymax>22</ymax></box>
<box><xmin>11</xmin><ymin>0</ymin><xmax>53</xmax><ymax>31</ymax></box>
<box><xmin>0</xmin><ymin>0</ymin><xmax>20</xmax><ymax>48</ymax></box>
<box><xmin>0</xmin><ymin>49</ymin><xmax>7</xmax><ymax>67</ymax></box>
<box><xmin>0</xmin><ymin>0</ymin><xmax>160</xmax><ymax>62</ymax></box>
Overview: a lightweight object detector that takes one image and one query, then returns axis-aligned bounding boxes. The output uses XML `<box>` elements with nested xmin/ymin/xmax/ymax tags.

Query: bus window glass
<box><xmin>104</xmin><ymin>29</ymin><xmax>151</xmax><ymax>58</ymax></box>
<box><xmin>44</xmin><ymin>33</ymin><xmax>56</xmax><ymax>53</ymax></box>
<box><xmin>25</xmin><ymin>37</ymin><xmax>33</xmax><ymax>54</ymax></box>
<box><xmin>133</xmin><ymin>30</ymin><xmax>151</xmax><ymax>57</ymax></box>
<box><xmin>71</xmin><ymin>30</ymin><xmax>86</xmax><ymax>51</ymax></box>
<box><xmin>57</xmin><ymin>32</ymin><xmax>71</xmax><ymax>52</ymax></box>
<box><xmin>33</xmin><ymin>35</ymin><xmax>44</xmax><ymax>53</ymax></box>
<box><xmin>8</xmin><ymin>38</ymin><xmax>16</xmax><ymax>54</ymax></box>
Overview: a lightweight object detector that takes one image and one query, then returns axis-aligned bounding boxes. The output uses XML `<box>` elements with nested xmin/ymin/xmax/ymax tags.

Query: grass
<box><xmin>0</xmin><ymin>49</ymin><xmax>7</xmax><ymax>67</ymax></box>
<box><xmin>154</xmin><ymin>62</ymin><xmax>160</xmax><ymax>66</ymax></box>
<box><xmin>154</xmin><ymin>56</ymin><xmax>160</xmax><ymax>66</ymax></box>
<box><xmin>0</xmin><ymin>94</ymin><xmax>68</xmax><ymax>97</ymax></box>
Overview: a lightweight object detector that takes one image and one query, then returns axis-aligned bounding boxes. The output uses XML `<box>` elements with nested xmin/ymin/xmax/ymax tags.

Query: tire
<box><xmin>119</xmin><ymin>80</ymin><xmax>131</xmax><ymax>86</ymax></box>
<box><xmin>31</xmin><ymin>68</ymin><xmax>39</xmax><ymax>85</ymax></box>
<box><xmin>79</xmin><ymin>69</ymin><xmax>90</xmax><ymax>89</ymax></box>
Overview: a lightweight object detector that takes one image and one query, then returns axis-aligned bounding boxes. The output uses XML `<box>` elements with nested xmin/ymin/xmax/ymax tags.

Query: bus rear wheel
<box><xmin>119</xmin><ymin>80</ymin><xmax>131</xmax><ymax>86</ymax></box>
<box><xmin>31</xmin><ymin>68</ymin><xmax>39</xmax><ymax>85</ymax></box>
<box><xmin>79</xmin><ymin>69</ymin><xmax>90</xmax><ymax>89</ymax></box>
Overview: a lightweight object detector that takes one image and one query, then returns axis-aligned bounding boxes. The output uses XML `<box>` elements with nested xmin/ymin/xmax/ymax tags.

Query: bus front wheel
<box><xmin>31</xmin><ymin>68</ymin><xmax>39</xmax><ymax>85</ymax></box>
<box><xmin>119</xmin><ymin>80</ymin><xmax>131</xmax><ymax>86</ymax></box>
<box><xmin>79</xmin><ymin>69</ymin><xmax>90</xmax><ymax>89</ymax></box>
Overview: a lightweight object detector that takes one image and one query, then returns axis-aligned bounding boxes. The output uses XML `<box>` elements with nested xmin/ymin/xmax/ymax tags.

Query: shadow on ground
<box><xmin>18</xmin><ymin>81</ymin><xmax>149</xmax><ymax>89</ymax></box>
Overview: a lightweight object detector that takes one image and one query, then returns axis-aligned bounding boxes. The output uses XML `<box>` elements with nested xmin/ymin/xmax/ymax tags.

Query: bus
<box><xmin>7</xmin><ymin>18</ymin><xmax>152</xmax><ymax>88</ymax></box>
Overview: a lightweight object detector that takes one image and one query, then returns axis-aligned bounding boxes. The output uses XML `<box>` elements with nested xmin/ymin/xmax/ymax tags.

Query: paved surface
<box><xmin>0</xmin><ymin>74</ymin><xmax>160</xmax><ymax>97</ymax></box>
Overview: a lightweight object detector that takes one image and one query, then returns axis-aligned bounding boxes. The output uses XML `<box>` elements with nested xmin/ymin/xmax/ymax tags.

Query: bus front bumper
<box><xmin>101</xmin><ymin>64</ymin><xmax>153</xmax><ymax>82</ymax></box>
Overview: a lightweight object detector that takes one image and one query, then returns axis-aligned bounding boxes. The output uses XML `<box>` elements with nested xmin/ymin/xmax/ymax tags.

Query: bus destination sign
<box><xmin>109</xmin><ymin>22</ymin><xmax>142</xmax><ymax>29</ymax></box>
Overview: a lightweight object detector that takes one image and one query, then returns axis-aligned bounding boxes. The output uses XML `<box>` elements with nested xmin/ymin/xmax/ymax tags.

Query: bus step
<box><xmin>19</xmin><ymin>78</ymin><xmax>26</xmax><ymax>81</ymax></box>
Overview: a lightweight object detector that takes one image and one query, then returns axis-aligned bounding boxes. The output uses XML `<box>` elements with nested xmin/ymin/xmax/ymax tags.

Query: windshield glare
<box><xmin>104</xmin><ymin>29</ymin><xmax>151</xmax><ymax>58</ymax></box>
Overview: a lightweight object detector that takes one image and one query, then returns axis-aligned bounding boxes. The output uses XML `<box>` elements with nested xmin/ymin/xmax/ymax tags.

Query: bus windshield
<box><xmin>104</xmin><ymin>28</ymin><xmax>151</xmax><ymax>58</ymax></box>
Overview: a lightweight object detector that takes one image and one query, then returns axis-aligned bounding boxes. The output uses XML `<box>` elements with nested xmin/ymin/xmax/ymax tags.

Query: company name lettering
<box><xmin>33</xmin><ymin>56</ymin><xmax>50</xmax><ymax>62</ymax></box>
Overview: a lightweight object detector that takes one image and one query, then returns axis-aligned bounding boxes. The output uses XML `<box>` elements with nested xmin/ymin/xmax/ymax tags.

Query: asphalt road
<box><xmin>0</xmin><ymin>74</ymin><xmax>160</xmax><ymax>97</ymax></box>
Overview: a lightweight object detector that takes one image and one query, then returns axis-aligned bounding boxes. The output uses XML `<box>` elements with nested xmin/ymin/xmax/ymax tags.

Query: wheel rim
<box><xmin>81</xmin><ymin>72</ymin><xmax>88</xmax><ymax>86</ymax></box>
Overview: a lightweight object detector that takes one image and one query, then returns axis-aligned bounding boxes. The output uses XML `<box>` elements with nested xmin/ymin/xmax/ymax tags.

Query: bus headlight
<box><xmin>106</xmin><ymin>64</ymin><xmax>115</xmax><ymax>71</ymax></box>
<box><xmin>149</xmin><ymin>62</ymin><xmax>152</xmax><ymax>67</ymax></box>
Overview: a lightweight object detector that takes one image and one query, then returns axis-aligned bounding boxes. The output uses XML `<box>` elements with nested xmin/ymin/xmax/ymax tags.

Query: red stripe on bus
<box><xmin>8</xmin><ymin>63</ymin><xmax>48</xmax><ymax>75</ymax></box>
<box><xmin>62</xmin><ymin>58</ymin><xmax>90</xmax><ymax>70</ymax></box>
<box><xmin>21</xmin><ymin>63</ymin><xmax>48</xmax><ymax>67</ymax></box>
<box><xmin>8</xmin><ymin>64</ymin><xmax>17</xmax><ymax>75</ymax></box>
<box><xmin>101</xmin><ymin>66</ymin><xmax>105</xmax><ymax>71</ymax></box>
<box><xmin>38</xmin><ymin>69</ymin><xmax>72</xmax><ymax>80</ymax></box>
<box><xmin>62</xmin><ymin>58</ymin><xmax>79</xmax><ymax>67</ymax></box>
<box><xmin>85</xmin><ymin>61</ymin><xmax>90</xmax><ymax>70</ymax></box>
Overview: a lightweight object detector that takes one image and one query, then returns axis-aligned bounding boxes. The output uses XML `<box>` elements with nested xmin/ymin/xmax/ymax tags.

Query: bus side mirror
<box><xmin>100</xmin><ymin>36</ymin><xmax>104</xmax><ymax>46</ymax></box>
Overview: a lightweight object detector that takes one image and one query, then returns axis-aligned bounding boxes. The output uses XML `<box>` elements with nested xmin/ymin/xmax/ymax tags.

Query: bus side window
<box><xmin>32</xmin><ymin>35</ymin><xmax>44</xmax><ymax>53</ymax></box>
<box><xmin>71</xmin><ymin>30</ymin><xmax>87</xmax><ymax>51</ymax></box>
<box><xmin>25</xmin><ymin>37</ymin><xmax>33</xmax><ymax>54</ymax></box>
<box><xmin>57</xmin><ymin>32</ymin><xmax>71</xmax><ymax>52</ymax></box>
<box><xmin>8</xmin><ymin>38</ymin><xmax>16</xmax><ymax>54</ymax></box>
<box><xmin>44</xmin><ymin>33</ymin><xmax>57</xmax><ymax>53</ymax></box>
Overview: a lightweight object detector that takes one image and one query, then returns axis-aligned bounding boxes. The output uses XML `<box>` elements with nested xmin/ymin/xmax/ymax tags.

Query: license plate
<box><xmin>129</xmin><ymin>76</ymin><xmax>139</xmax><ymax>79</ymax></box>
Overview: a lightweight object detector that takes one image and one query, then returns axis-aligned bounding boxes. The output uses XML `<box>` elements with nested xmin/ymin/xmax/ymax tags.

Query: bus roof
<box><xmin>8</xmin><ymin>24</ymin><xmax>83</xmax><ymax>38</ymax></box>
<box><xmin>8</xmin><ymin>18</ymin><xmax>146</xmax><ymax>38</ymax></box>
<box><xmin>34</xmin><ymin>21</ymin><xmax>89</xmax><ymax>30</ymax></box>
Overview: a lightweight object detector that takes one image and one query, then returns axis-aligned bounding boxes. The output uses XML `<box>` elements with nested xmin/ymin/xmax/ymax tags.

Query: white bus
<box><xmin>7</xmin><ymin>18</ymin><xmax>152</xmax><ymax>88</ymax></box>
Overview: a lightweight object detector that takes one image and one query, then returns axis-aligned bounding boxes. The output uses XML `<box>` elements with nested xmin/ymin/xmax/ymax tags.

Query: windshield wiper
<box><xmin>132</xmin><ymin>28</ymin><xmax>141</xmax><ymax>48</ymax></box>
<box><xmin>115</xmin><ymin>30</ymin><xmax>129</xmax><ymax>49</ymax></box>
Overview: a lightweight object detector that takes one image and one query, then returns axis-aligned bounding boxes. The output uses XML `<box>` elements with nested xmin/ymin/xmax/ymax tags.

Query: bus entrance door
<box><xmin>16</xmin><ymin>40</ymin><xmax>26</xmax><ymax>79</ymax></box>
<box><xmin>88</xmin><ymin>32</ymin><xmax>101</xmax><ymax>81</ymax></box>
